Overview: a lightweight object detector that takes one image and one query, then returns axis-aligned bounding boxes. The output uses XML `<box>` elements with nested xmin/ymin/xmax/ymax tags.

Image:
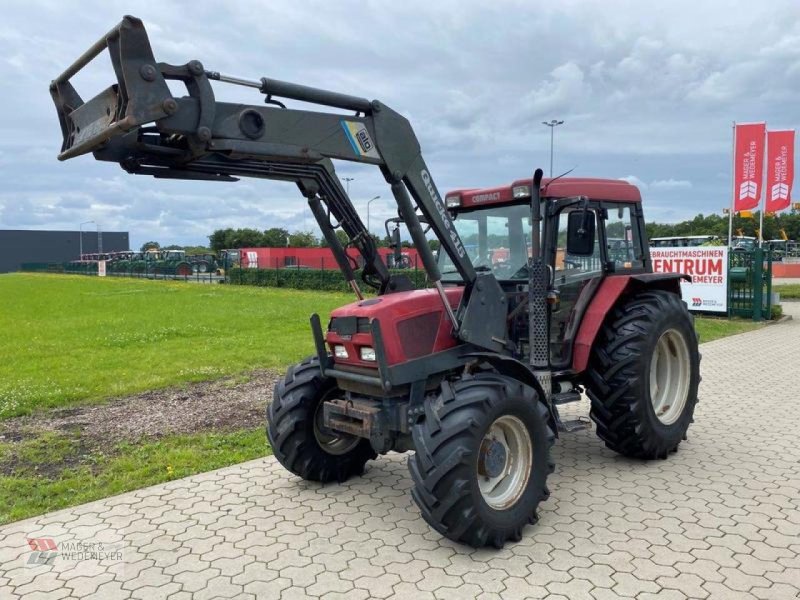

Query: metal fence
<box><xmin>21</xmin><ymin>251</ymin><xmax>778</xmax><ymax>321</ymax></box>
<box><xmin>728</xmin><ymin>248</ymin><xmax>773</xmax><ymax>321</ymax></box>
<box><xmin>18</xmin><ymin>259</ymin><xmax>427</xmax><ymax>290</ymax></box>
<box><xmin>20</xmin><ymin>261</ymin><xmax>225</xmax><ymax>283</ymax></box>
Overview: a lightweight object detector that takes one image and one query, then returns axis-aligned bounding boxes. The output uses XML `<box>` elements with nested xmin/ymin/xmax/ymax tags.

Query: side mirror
<box><xmin>566</xmin><ymin>211</ymin><xmax>596</xmax><ymax>256</ymax></box>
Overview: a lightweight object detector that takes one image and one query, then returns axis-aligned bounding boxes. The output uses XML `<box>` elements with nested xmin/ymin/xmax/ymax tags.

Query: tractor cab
<box><xmin>441</xmin><ymin>177</ymin><xmax>648</xmax><ymax>367</ymax></box>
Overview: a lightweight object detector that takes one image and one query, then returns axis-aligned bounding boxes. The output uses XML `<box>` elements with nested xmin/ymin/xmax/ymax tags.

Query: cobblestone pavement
<box><xmin>2</xmin><ymin>305</ymin><xmax>799</xmax><ymax>599</ymax></box>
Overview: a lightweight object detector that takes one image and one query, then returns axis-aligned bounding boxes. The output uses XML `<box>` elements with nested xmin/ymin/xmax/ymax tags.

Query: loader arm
<box><xmin>50</xmin><ymin>15</ymin><xmax>510</xmax><ymax>353</ymax></box>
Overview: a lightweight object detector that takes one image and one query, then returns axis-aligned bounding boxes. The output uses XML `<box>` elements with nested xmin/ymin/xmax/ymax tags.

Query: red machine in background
<box><xmin>238</xmin><ymin>247</ymin><xmax>421</xmax><ymax>270</ymax></box>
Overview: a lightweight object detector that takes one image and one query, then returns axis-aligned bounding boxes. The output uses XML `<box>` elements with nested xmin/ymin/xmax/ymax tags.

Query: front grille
<box><xmin>329</xmin><ymin>316</ymin><xmax>371</xmax><ymax>336</ymax></box>
<box><xmin>397</xmin><ymin>312</ymin><xmax>441</xmax><ymax>359</ymax></box>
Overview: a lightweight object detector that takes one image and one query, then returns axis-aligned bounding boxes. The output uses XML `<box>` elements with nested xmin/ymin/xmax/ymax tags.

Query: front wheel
<box><xmin>587</xmin><ymin>290</ymin><xmax>700</xmax><ymax>459</ymax></box>
<box><xmin>267</xmin><ymin>357</ymin><xmax>376</xmax><ymax>482</ymax></box>
<box><xmin>408</xmin><ymin>374</ymin><xmax>555</xmax><ymax>548</ymax></box>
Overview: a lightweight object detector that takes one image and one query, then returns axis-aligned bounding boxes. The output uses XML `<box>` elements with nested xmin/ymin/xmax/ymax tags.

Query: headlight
<box><xmin>512</xmin><ymin>185</ymin><xmax>531</xmax><ymax>198</ymax></box>
<box><xmin>360</xmin><ymin>347</ymin><xmax>376</xmax><ymax>362</ymax></box>
<box><xmin>334</xmin><ymin>345</ymin><xmax>348</xmax><ymax>359</ymax></box>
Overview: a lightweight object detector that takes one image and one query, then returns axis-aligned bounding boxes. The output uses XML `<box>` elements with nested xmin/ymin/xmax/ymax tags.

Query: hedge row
<box><xmin>227</xmin><ymin>267</ymin><xmax>429</xmax><ymax>292</ymax></box>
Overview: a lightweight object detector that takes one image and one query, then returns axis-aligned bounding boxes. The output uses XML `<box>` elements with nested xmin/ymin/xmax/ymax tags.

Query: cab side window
<box><xmin>555</xmin><ymin>207</ymin><xmax>602</xmax><ymax>280</ymax></box>
<box><xmin>604</xmin><ymin>205</ymin><xmax>643</xmax><ymax>270</ymax></box>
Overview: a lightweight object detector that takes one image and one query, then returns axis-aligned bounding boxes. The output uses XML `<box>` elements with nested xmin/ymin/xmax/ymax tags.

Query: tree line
<box><xmin>206</xmin><ymin>227</ymin><xmax>429</xmax><ymax>252</ymax></box>
<box><xmin>142</xmin><ymin>211</ymin><xmax>800</xmax><ymax>254</ymax></box>
<box><xmin>645</xmin><ymin>211</ymin><xmax>800</xmax><ymax>241</ymax></box>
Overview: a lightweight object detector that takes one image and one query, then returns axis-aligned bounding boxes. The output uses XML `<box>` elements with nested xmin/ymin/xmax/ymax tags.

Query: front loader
<box><xmin>51</xmin><ymin>16</ymin><xmax>700</xmax><ymax>548</ymax></box>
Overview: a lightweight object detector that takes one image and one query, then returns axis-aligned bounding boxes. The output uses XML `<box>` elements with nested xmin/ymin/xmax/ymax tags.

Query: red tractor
<box><xmin>52</xmin><ymin>17</ymin><xmax>700</xmax><ymax>548</ymax></box>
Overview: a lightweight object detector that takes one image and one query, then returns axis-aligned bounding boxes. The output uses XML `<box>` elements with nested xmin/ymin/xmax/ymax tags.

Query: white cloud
<box><xmin>619</xmin><ymin>176</ymin><xmax>648</xmax><ymax>190</ymax></box>
<box><xmin>650</xmin><ymin>179</ymin><xmax>693</xmax><ymax>190</ymax></box>
<box><xmin>0</xmin><ymin>0</ymin><xmax>798</xmax><ymax>249</ymax></box>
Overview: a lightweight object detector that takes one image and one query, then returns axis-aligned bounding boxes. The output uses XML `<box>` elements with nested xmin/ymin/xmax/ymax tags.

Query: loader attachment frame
<box><xmin>49</xmin><ymin>15</ymin><xmax>514</xmax><ymax>353</ymax></box>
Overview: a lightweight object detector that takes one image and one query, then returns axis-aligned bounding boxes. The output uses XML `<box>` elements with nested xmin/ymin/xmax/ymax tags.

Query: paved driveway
<box><xmin>2</xmin><ymin>305</ymin><xmax>799</xmax><ymax>599</ymax></box>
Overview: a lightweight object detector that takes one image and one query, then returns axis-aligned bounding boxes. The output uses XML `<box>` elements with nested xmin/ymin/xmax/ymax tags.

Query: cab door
<box><xmin>546</xmin><ymin>203</ymin><xmax>605</xmax><ymax>368</ymax></box>
<box><xmin>545</xmin><ymin>201</ymin><xmax>646</xmax><ymax>368</ymax></box>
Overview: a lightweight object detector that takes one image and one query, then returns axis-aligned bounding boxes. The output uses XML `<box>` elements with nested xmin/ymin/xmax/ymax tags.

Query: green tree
<box><xmin>140</xmin><ymin>241</ymin><xmax>160</xmax><ymax>252</ymax></box>
<box><xmin>231</xmin><ymin>228</ymin><xmax>264</xmax><ymax>248</ymax></box>
<box><xmin>288</xmin><ymin>231</ymin><xmax>318</xmax><ymax>247</ymax></box>
<box><xmin>319</xmin><ymin>230</ymin><xmax>350</xmax><ymax>248</ymax></box>
<box><xmin>209</xmin><ymin>229</ymin><xmax>234</xmax><ymax>252</ymax></box>
<box><xmin>262</xmin><ymin>227</ymin><xmax>290</xmax><ymax>247</ymax></box>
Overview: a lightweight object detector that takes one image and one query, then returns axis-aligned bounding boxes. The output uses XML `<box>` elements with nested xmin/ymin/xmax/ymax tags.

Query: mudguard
<box><xmin>572</xmin><ymin>273</ymin><xmax>689</xmax><ymax>373</ymax></box>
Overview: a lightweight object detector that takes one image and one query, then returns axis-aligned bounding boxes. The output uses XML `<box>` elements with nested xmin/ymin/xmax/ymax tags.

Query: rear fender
<box><xmin>572</xmin><ymin>273</ymin><xmax>689</xmax><ymax>373</ymax></box>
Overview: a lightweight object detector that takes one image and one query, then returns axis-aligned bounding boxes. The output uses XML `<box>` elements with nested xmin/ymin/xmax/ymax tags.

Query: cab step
<box><xmin>556</xmin><ymin>416</ymin><xmax>592</xmax><ymax>433</ymax></box>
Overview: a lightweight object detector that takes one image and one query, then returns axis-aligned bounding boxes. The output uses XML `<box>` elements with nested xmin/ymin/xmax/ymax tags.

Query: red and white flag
<box><xmin>733</xmin><ymin>123</ymin><xmax>766</xmax><ymax>212</ymax></box>
<box><xmin>765</xmin><ymin>129</ymin><xmax>795</xmax><ymax>213</ymax></box>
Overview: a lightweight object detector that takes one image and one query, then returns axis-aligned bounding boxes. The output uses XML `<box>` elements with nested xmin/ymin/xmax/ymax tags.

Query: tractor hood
<box><xmin>327</xmin><ymin>287</ymin><xmax>464</xmax><ymax>367</ymax></box>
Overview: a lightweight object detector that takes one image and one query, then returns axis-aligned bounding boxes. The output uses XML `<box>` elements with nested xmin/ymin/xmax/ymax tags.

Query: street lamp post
<box><xmin>341</xmin><ymin>177</ymin><xmax>355</xmax><ymax>195</ymax></box>
<box><xmin>542</xmin><ymin>119</ymin><xmax>564</xmax><ymax>177</ymax></box>
<box><xmin>79</xmin><ymin>220</ymin><xmax>95</xmax><ymax>259</ymax></box>
<box><xmin>366</xmin><ymin>196</ymin><xmax>381</xmax><ymax>235</ymax></box>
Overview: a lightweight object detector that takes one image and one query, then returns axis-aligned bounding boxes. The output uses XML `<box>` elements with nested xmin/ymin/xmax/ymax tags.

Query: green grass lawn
<box><xmin>0</xmin><ymin>429</ymin><xmax>265</xmax><ymax>524</ymax></box>
<box><xmin>0</xmin><ymin>273</ymin><xmax>351</xmax><ymax>419</ymax></box>
<box><xmin>775</xmin><ymin>283</ymin><xmax>800</xmax><ymax>299</ymax></box>
<box><xmin>694</xmin><ymin>316</ymin><xmax>762</xmax><ymax>342</ymax></box>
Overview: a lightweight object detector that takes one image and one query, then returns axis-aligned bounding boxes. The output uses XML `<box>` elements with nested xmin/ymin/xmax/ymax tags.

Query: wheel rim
<box><xmin>312</xmin><ymin>393</ymin><xmax>361</xmax><ymax>455</ymax></box>
<box><xmin>477</xmin><ymin>415</ymin><xmax>532</xmax><ymax>510</ymax></box>
<box><xmin>649</xmin><ymin>329</ymin><xmax>691</xmax><ymax>425</ymax></box>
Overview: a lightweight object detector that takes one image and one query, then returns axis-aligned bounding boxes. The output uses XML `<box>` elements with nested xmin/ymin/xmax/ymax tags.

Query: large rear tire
<box><xmin>586</xmin><ymin>290</ymin><xmax>700</xmax><ymax>459</ymax></box>
<box><xmin>267</xmin><ymin>357</ymin><xmax>376</xmax><ymax>482</ymax></box>
<box><xmin>408</xmin><ymin>374</ymin><xmax>554</xmax><ymax>548</ymax></box>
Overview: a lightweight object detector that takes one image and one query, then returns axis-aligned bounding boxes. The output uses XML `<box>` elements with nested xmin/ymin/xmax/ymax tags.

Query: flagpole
<box><xmin>759</xmin><ymin>128</ymin><xmax>766</xmax><ymax>247</ymax></box>
<box><xmin>728</xmin><ymin>121</ymin><xmax>735</xmax><ymax>247</ymax></box>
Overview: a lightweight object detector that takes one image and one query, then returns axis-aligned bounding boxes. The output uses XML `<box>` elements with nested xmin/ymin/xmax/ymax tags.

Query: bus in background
<box><xmin>650</xmin><ymin>235</ymin><xmax>722</xmax><ymax>248</ymax></box>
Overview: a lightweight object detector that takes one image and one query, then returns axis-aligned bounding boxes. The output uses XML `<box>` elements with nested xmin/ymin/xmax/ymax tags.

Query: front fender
<box><xmin>461</xmin><ymin>352</ymin><xmax>558</xmax><ymax>435</ymax></box>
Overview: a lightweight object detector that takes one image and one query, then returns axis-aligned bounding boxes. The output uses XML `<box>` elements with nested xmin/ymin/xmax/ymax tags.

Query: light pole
<box><xmin>542</xmin><ymin>119</ymin><xmax>564</xmax><ymax>177</ymax></box>
<box><xmin>79</xmin><ymin>220</ymin><xmax>95</xmax><ymax>259</ymax></box>
<box><xmin>366</xmin><ymin>196</ymin><xmax>381</xmax><ymax>235</ymax></box>
<box><xmin>341</xmin><ymin>177</ymin><xmax>355</xmax><ymax>195</ymax></box>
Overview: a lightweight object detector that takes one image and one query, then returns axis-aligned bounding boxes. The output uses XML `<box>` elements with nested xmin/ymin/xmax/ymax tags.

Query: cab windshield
<box><xmin>439</xmin><ymin>203</ymin><xmax>532</xmax><ymax>282</ymax></box>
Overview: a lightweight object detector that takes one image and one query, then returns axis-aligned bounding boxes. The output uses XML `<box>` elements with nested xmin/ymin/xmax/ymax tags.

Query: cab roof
<box><xmin>447</xmin><ymin>177</ymin><xmax>641</xmax><ymax>209</ymax></box>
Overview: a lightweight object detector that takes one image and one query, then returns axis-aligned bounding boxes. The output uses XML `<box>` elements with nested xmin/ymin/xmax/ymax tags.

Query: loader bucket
<box><xmin>49</xmin><ymin>15</ymin><xmax>172</xmax><ymax>161</ymax></box>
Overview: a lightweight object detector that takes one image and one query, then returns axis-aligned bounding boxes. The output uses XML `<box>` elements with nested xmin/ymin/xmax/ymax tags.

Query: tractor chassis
<box><xmin>311</xmin><ymin>313</ymin><xmax>586</xmax><ymax>453</ymax></box>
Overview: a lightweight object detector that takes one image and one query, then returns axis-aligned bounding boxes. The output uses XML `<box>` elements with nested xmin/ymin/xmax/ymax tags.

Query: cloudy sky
<box><xmin>1</xmin><ymin>0</ymin><xmax>798</xmax><ymax>249</ymax></box>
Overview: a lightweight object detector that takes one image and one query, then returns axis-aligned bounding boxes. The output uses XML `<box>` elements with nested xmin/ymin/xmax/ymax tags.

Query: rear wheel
<box><xmin>175</xmin><ymin>262</ymin><xmax>193</xmax><ymax>276</ymax></box>
<box><xmin>587</xmin><ymin>290</ymin><xmax>700</xmax><ymax>459</ymax></box>
<box><xmin>267</xmin><ymin>357</ymin><xmax>376</xmax><ymax>482</ymax></box>
<box><xmin>408</xmin><ymin>374</ymin><xmax>554</xmax><ymax>548</ymax></box>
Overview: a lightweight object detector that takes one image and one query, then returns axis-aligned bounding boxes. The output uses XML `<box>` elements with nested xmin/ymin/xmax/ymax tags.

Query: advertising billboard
<box><xmin>651</xmin><ymin>247</ymin><xmax>728</xmax><ymax>313</ymax></box>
